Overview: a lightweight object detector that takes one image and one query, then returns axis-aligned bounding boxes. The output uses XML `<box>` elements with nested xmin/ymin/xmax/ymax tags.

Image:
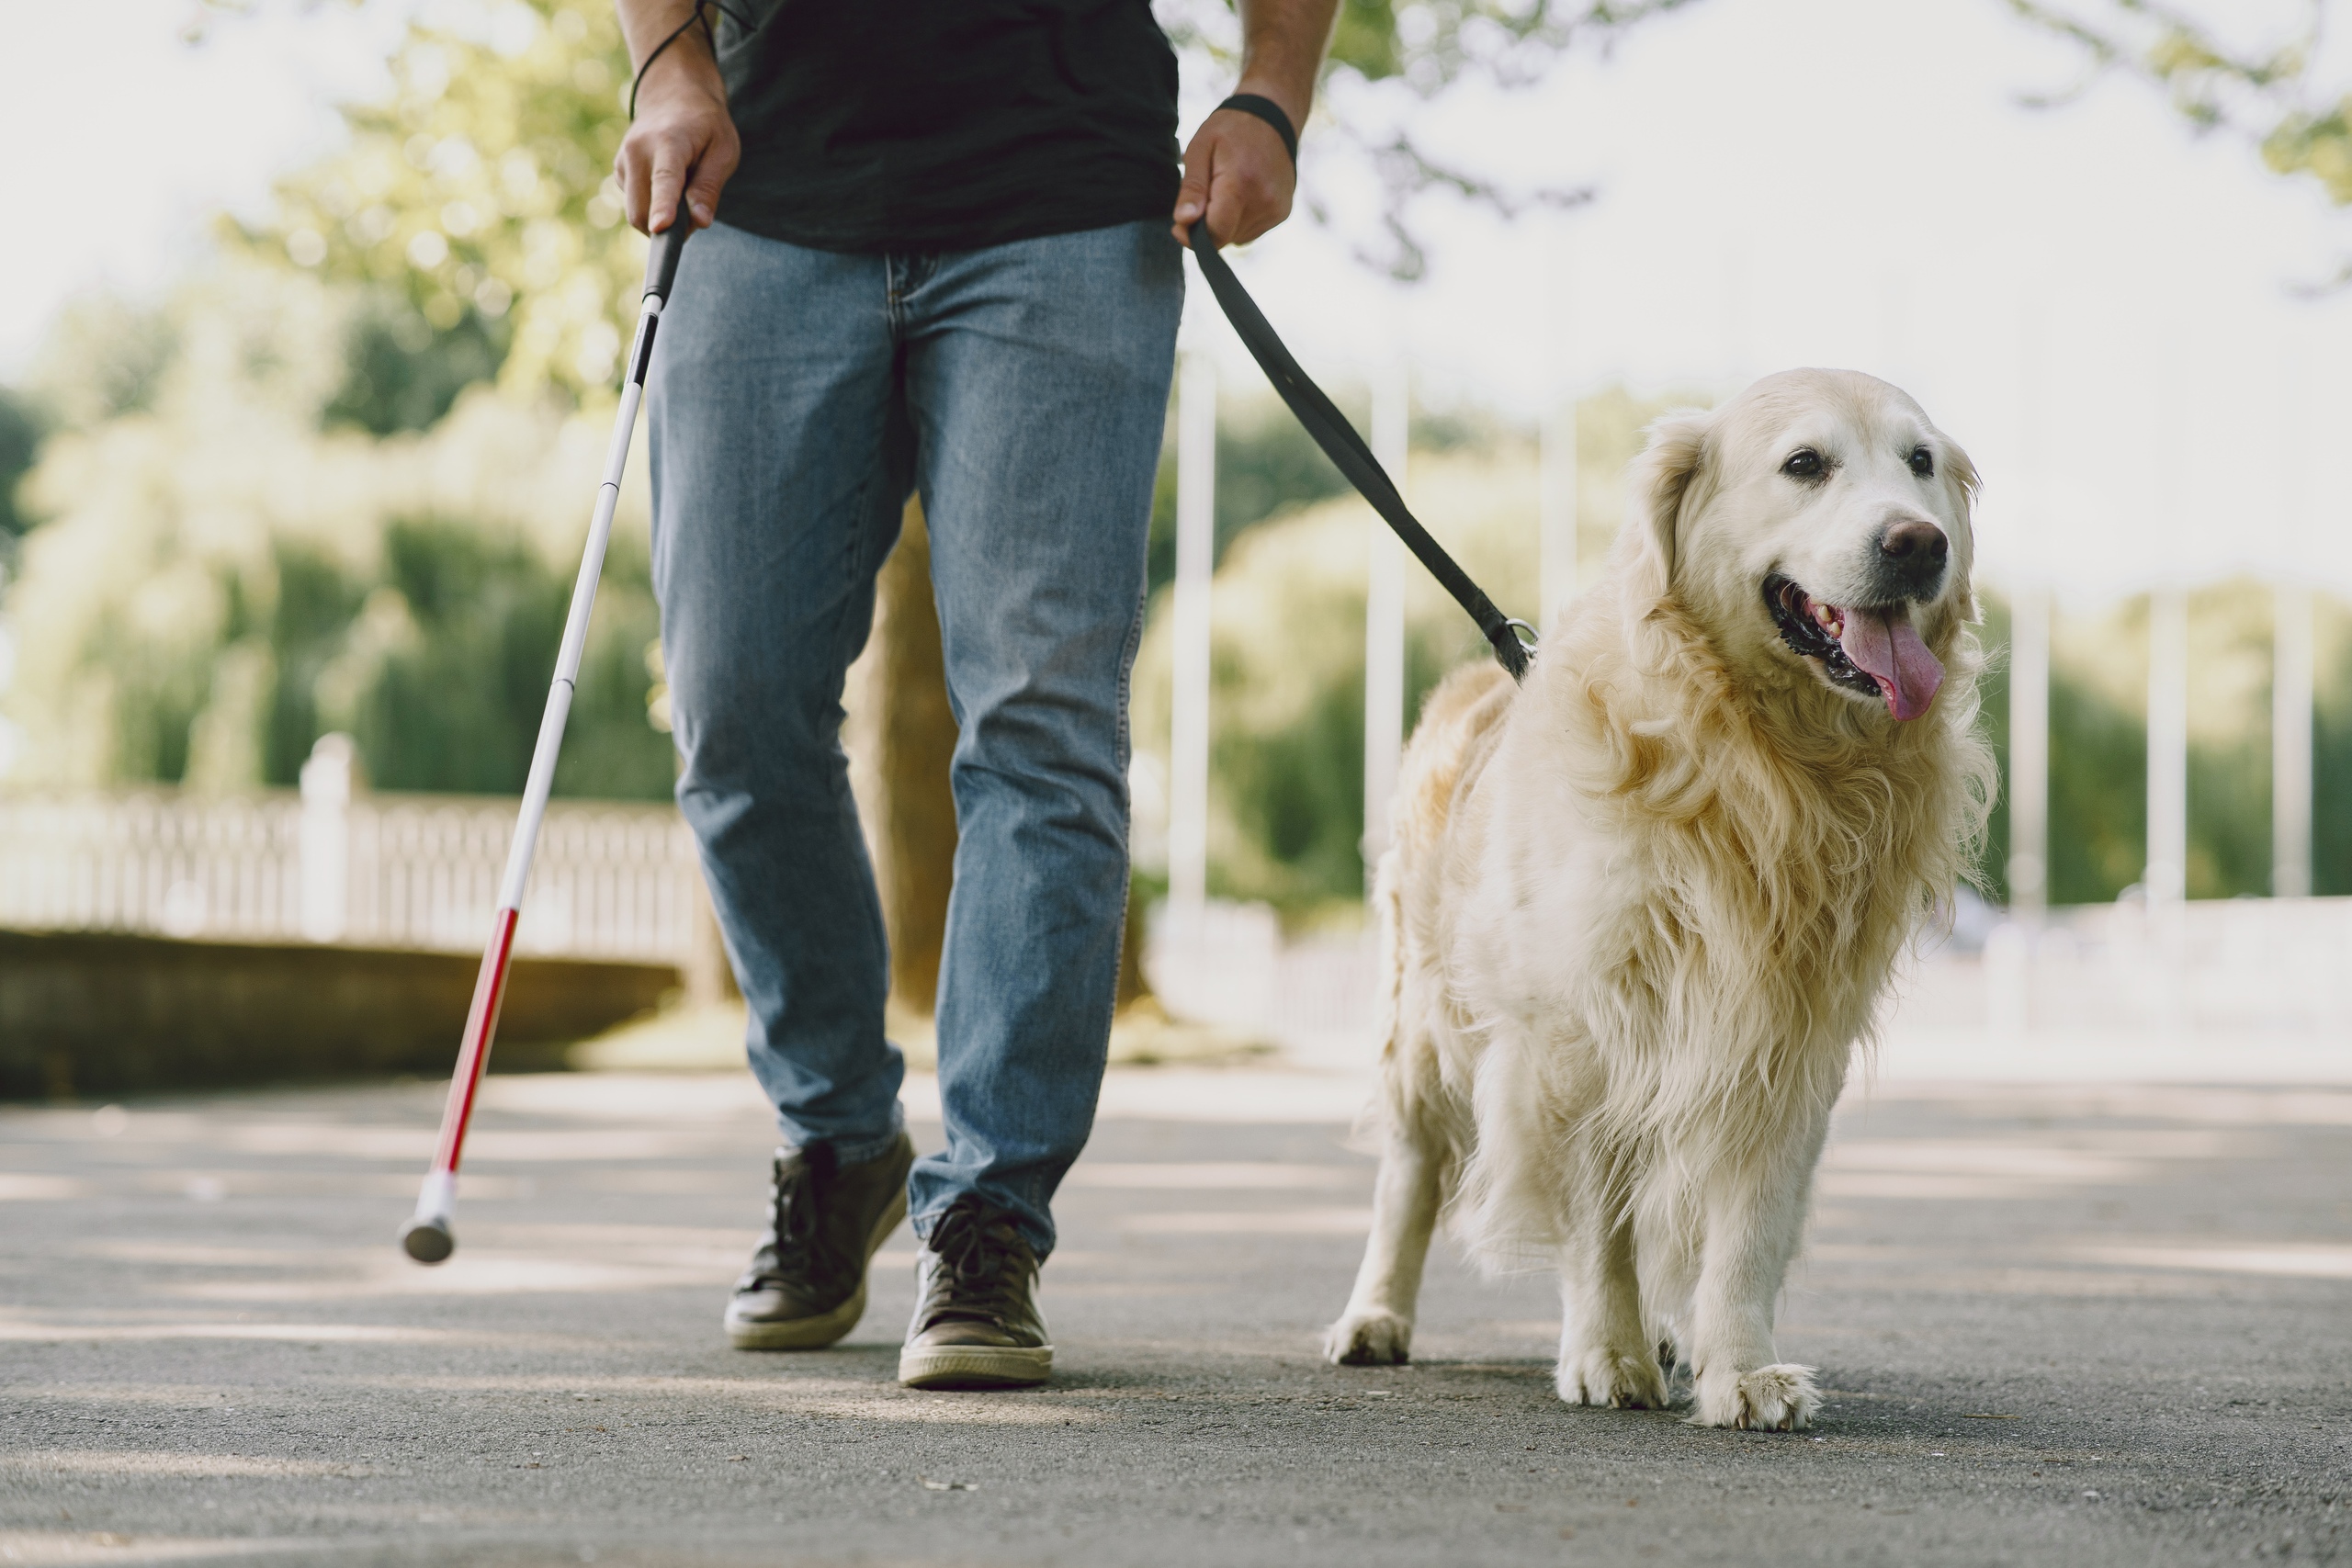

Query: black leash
<box><xmin>1185</xmin><ymin>220</ymin><xmax>1535</xmax><ymax>682</ymax></box>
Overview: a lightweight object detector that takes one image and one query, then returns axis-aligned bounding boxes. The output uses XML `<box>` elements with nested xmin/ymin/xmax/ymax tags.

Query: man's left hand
<box><xmin>1171</xmin><ymin>93</ymin><xmax>1300</xmax><ymax>248</ymax></box>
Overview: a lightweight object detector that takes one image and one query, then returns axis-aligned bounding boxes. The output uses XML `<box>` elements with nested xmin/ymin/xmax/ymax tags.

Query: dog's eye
<box><xmin>1909</xmin><ymin>446</ymin><xmax>1934</xmax><ymax>478</ymax></box>
<box><xmin>1781</xmin><ymin>448</ymin><xmax>1823</xmax><ymax>479</ymax></box>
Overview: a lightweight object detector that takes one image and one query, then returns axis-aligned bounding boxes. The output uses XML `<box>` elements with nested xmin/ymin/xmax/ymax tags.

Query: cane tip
<box><xmin>401</xmin><ymin>1217</ymin><xmax>456</xmax><ymax>1265</ymax></box>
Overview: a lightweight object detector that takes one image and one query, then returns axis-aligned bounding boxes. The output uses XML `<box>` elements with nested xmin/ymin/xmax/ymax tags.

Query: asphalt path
<box><xmin>2</xmin><ymin>1066</ymin><xmax>2346</xmax><ymax>1566</ymax></box>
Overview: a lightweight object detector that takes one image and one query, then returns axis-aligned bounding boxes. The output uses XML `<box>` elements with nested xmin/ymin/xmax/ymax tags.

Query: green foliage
<box><xmin>1133</xmin><ymin>385</ymin><xmax>1699</xmax><ymax>919</ymax></box>
<box><xmin>1</xmin><ymin>0</ymin><xmax>1699</xmax><ymax>812</ymax></box>
<box><xmin>1174</xmin><ymin>0</ymin><xmax>1702</xmax><ymax>89</ymax></box>
<box><xmin>2042</xmin><ymin>647</ymin><xmax>2149</xmax><ymax>902</ymax></box>
<box><xmin>1</xmin><ymin>1</ymin><xmax>678</xmax><ymax>799</ymax></box>
<box><xmin>1164</xmin><ymin>0</ymin><xmax>1699</xmax><ymax>275</ymax></box>
<box><xmin>1136</xmin><ymin>445</ymin><xmax>1534</xmax><ymax>917</ymax></box>
<box><xmin>323</xmin><ymin>299</ymin><xmax>510</xmax><ymax>435</ymax></box>
<box><xmin>1330</xmin><ymin>0</ymin><xmax>1403</xmax><ymax>82</ymax></box>
<box><xmin>24</xmin><ymin>297</ymin><xmax>182</xmax><ymax>432</ymax></box>
<box><xmin>1</xmin><ymin>262</ymin><xmax>671</xmax><ymax>801</ymax></box>
<box><xmin>0</xmin><ymin>388</ymin><xmax>43</xmax><ymax>547</ymax></box>
<box><xmin>243</xmin><ymin>0</ymin><xmax>644</xmax><ymax>405</ymax></box>
<box><xmin>1978</xmin><ymin>579</ymin><xmax>2352</xmax><ymax>906</ymax></box>
<box><xmin>2007</xmin><ymin>3</ymin><xmax>2352</xmax><ymax>211</ymax></box>
<box><xmin>1139</xmin><ymin>391</ymin><xmax>2349</xmax><ymax>919</ymax></box>
<box><xmin>1145</xmin><ymin>393</ymin><xmax>1358</xmax><ymax>599</ymax></box>
<box><xmin>290</xmin><ymin>517</ymin><xmax>671</xmax><ymax>797</ymax></box>
<box><xmin>2309</xmin><ymin>597</ymin><xmax>2352</xmax><ymax>895</ymax></box>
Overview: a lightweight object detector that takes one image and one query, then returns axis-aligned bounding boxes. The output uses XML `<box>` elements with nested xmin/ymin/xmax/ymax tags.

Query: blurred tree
<box><xmin>2</xmin><ymin>264</ymin><xmax>672</xmax><ymax>799</ymax></box>
<box><xmin>6</xmin><ymin>0</ymin><xmax>1700</xmax><ymax>967</ymax></box>
<box><xmin>1981</xmin><ymin>580</ymin><xmax>2294</xmax><ymax>907</ymax></box>
<box><xmin>0</xmin><ymin>389</ymin><xmax>43</xmax><ymax>556</ymax></box>
<box><xmin>218</xmin><ymin>0</ymin><xmax>1707</xmax><ymax>385</ymax></box>
<box><xmin>1166</xmin><ymin>0</ymin><xmax>1703</xmax><ymax>275</ymax></box>
<box><xmin>323</xmin><ymin>298</ymin><xmax>509</xmax><ymax>436</ymax></box>
<box><xmin>2004</xmin><ymin>2</ymin><xmax>2352</xmax><ymax>268</ymax></box>
<box><xmin>1145</xmin><ymin>393</ymin><xmax>1357</xmax><ymax>599</ymax></box>
<box><xmin>1132</xmin><ymin>386</ymin><xmax>1717</xmax><ymax>920</ymax></box>
<box><xmin>2305</xmin><ymin>597</ymin><xmax>2352</xmax><ymax>894</ymax></box>
<box><xmin>235</xmin><ymin>0</ymin><xmax>640</xmax><ymax>406</ymax></box>
<box><xmin>1133</xmin><ymin>423</ymin><xmax>1547</xmax><ymax>919</ymax></box>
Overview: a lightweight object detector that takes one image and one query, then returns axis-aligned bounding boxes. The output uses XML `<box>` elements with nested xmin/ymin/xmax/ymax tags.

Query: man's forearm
<box><xmin>1235</xmin><ymin>0</ymin><xmax>1340</xmax><ymax>131</ymax></box>
<box><xmin>616</xmin><ymin>0</ymin><xmax>726</xmax><ymax>96</ymax></box>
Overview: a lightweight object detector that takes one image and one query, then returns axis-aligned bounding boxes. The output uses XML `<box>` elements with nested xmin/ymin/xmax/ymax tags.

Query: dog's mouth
<box><xmin>1763</xmin><ymin>576</ymin><xmax>1943</xmax><ymax>722</ymax></box>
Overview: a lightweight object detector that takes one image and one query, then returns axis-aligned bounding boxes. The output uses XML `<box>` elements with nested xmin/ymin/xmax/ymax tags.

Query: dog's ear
<box><xmin>1940</xmin><ymin>434</ymin><xmax>1982</xmax><ymax>622</ymax></box>
<box><xmin>1623</xmin><ymin>408</ymin><xmax>1713</xmax><ymax>602</ymax></box>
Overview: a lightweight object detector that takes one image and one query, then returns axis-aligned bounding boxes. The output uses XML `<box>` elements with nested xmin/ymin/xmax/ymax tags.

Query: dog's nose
<box><xmin>1875</xmin><ymin>519</ymin><xmax>1948</xmax><ymax>595</ymax></box>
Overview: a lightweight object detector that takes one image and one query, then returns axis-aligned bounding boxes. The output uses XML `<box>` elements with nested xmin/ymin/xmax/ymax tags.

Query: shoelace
<box><xmin>925</xmin><ymin>1203</ymin><xmax>1032</xmax><ymax>1323</ymax></box>
<box><xmin>753</xmin><ymin>1146</ymin><xmax>835</xmax><ymax>1285</ymax></box>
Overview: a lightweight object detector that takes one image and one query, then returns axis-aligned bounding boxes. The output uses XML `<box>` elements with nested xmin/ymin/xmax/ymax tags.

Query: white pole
<box><xmin>2007</xmin><ymin>304</ymin><xmax>2050</xmax><ymax>922</ymax></box>
<box><xmin>2274</xmin><ymin>580</ymin><xmax>2313</xmax><ymax>898</ymax></box>
<box><xmin>2144</xmin><ymin>351</ymin><xmax>2189</xmax><ymax>911</ymax></box>
<box><xmin>1540</xmin><ymin>398</ymin><xmax>1578</xmax><ymax>630</ymax></box>
<box><xmin>299</xmin><ymin>733</ymin><xmax>356</xmax><ymax>943</ymax></box>
<box><xmin>2275</xmin><ymin>339</ymin><xmax>2313</xmax><ymax>899</ymax></box>
<box><xmin>1990</xmin><ymin>300</ymin><xmax>2051</xmax><ymax>1040</ymax></box>
<box><xmin>1169</xmin><ymin>348</ymin><xmax>1216</xmax><ymax>926</ymax></box>
<box><xmin>1541</xmin><ymin>231</ymin><xmax>1578</xmax><ymax>630</ymax></box>
<box><xmin>2146</xmin><ymin>584</ymin><xmax>2189</xmax><ymax>907</ymax></box>
<box><xmin>2008</xmin><ymin>584</ymin><xmax>2051</xmax><ymax>919</ymax></box>
<box><xmin>1363</xmin><ymin>362</ymin><xmax>1409</xmax><ymax>886</ymax></box>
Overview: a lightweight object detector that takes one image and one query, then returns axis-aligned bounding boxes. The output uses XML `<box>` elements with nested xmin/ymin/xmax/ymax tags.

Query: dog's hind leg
<box><xmin>1553</xmin><ymin>1156</ymin><xmax>1668</xmax><ymax>1409</ymax></box>
<box><xmin>1324</xmin><ymin>1125</ymin><xmax>1444</xmax><ymax>1365</ymax></box>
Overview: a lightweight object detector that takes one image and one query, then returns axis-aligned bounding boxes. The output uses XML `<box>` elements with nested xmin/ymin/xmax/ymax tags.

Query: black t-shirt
<box><xmin>712</xmin><ymin>0</ymin><xmax>1182</xmax><ymax>254</ymax></box>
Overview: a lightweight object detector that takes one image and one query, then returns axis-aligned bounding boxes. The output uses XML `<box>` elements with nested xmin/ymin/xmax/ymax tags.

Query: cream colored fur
<box><xmin>1324</xmin><ymin>370</ymin><xmax>1996</xmax><ymax>1430</ymax></box>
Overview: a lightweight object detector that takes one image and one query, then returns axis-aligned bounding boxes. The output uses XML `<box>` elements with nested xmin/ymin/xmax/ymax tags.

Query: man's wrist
<box><xmin>637</xmin><ymin>41</ymin><xmax>729</xmax><ymax>112</ymax></box>
<box><xmin>1218</xmin><ymin>95</ymin><xmax>1297</xmax><ymax>164</ymax></box>
<box><xmin>1232</xmin><ymin>73</ymin><xmax>1311</xmax><ymax>139</ymax></box>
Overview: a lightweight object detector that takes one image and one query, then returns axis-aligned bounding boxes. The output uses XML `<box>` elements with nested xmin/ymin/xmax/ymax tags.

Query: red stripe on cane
<box><xmin>431</xmin><ymin>906</ymin><xmax>520</xmax><ymax>1176</ymax></box>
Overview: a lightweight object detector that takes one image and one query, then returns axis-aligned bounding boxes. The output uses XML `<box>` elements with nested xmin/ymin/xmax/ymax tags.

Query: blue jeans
<box><xmin>646</xmin><ymin>219</ymin><xmax>1182</xmax><ymax>1257</ymax></box>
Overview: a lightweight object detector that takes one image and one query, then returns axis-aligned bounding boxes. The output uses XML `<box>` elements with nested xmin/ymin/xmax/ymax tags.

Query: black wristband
<box><xmin>1217</xmin><ymin>94</ymin><xmax>1298</xmax><ymax>165</ymax></box>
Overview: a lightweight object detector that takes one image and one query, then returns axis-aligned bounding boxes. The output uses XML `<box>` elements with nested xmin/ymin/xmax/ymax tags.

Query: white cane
<box><xmin>401</xmin><ymin>198</ymin><xmax>695</xmax><ymax>1264</ymax></box>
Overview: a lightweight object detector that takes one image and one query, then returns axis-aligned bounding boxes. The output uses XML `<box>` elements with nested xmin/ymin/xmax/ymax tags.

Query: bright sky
<box><xmin>7</xmin><ymin>0</ymin><xmax>2351</xmax><ymax>602</ymax></box>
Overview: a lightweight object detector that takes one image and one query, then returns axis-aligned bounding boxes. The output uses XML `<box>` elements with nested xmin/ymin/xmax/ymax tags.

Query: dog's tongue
<box><xmin>1838</xmin><ymin>606</ymin><xmax>1943</xmax><ymax>721</ymax></box>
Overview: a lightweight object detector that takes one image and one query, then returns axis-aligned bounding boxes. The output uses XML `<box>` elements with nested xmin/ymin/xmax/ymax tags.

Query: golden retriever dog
<box><xmin>1323</xmin><ymin>368</ymin><xmax>1996</xmax><ymax>1430</ymax></box>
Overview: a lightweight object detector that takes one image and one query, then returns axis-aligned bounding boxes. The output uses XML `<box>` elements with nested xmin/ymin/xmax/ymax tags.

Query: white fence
<box><xmin>1147</xmin><ymin>891</ymin><xmax>2352</xmax><ymax>1074</ymax></box>
<box><xmin>0</xmin><ymin>759</ymin><xmax>704</xmax><ymax>966</ymax></box>
<box><xmin>1146</xmin><ymin>900</ymin><xmax>1379</xmax><ymax>1066</ymax></box>
<box><xmin>1971</xmin><ymin>896</ymin><xmax>2352</xmax><ymax>1035</ymax></box>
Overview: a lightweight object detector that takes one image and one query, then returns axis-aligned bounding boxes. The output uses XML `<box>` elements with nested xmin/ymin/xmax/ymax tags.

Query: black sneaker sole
<box><xmin>898</xmin><ymin>1342</ymin><xmax>1053</xmax><ymax>1390</ymax></box>
<box><xmin>724</xmin><ymin>1187</ymin><xmax>908</xmax><ymax>1351</ymax></box>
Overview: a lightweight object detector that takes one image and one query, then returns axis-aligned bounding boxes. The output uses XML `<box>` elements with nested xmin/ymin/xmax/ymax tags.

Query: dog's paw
<box><xmin>1324</xmin><ymin>1310</ymin><xmax>1412</xmax><ymax>1366</ymax></box>
<box><xmin>1690</xmin><ymin>1362</ymin><xmax>1820</xmax><ymax>1430</ymax></box>
<box><xmin>1555</xmin><ymin>1346</ymin><xmax>1670</xmax><ymax>1410</ymax></box>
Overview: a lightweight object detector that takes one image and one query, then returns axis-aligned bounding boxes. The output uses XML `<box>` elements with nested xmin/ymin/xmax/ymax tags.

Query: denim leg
<box><xmin>646</xmin><ymin>220</ymin><xmax>911</xmax><ymax>1158</ymax></box>
<box><xmin>897</xmin><ymin>220</ymin><xmax>1184</xmax><ymax>1254</ymax></box>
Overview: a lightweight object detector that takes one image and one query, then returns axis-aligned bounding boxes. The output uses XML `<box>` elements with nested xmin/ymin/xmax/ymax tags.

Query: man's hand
<box><xmin>1171</xmin><ymin>0</ymin><xmax>1338</xmax><ymax>248</ymax></box>
<box><xmin>1171</xmin><ymin>102</ymin><xmax>1297</xmax><ymax>248</ymax></box>
<box><xmin>615</xmin><ymin>1</ymin><xmax>741</xmax><ymax>234</ymax></box>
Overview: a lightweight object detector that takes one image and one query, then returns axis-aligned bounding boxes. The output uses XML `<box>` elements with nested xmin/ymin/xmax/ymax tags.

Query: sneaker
<box><xmin>723</xmin><ymin>1133</ymin><xmax>913</xmax><ymax>1350</ymax></box>
<box><xmin>898</xmin><ymin>1197</ymin><xmax>1053</xmax><ymax>1389</ymax></box>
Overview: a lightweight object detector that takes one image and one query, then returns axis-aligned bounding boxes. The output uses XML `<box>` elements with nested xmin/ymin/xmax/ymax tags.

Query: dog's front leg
<box><xmin>1683</xmin><ymin>1106</ymin><xmax>1829</xmax><ymax>1430</ymax></box>
<box><xmin>1555</xmin><ymin>1157</ymin><xmax>1668</xmax><ymax>1409</ymax></box>
<box><xmin>1323</xmin><ymin>1131</ymin><xmax>1443</xmax><ymax>1365</ymax></box>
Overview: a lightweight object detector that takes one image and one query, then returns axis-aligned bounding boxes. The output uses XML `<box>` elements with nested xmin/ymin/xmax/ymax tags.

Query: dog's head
<box><xmin>1623</xmin><ymin>368</ymin><xmax>1977</xmax><ymax>723</ymax></box>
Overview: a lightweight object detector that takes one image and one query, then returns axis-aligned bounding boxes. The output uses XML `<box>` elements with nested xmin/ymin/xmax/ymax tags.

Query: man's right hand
<box><xmin>615</xmin><ymin>2</ymin><xmax>741</xmax><ymax>234</ymax></box>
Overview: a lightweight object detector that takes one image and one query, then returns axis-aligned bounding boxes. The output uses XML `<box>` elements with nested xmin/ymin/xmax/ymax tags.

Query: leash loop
<box><xmin>1185</xmin><ymin>221</ymin><xmax>1532</xmax><ymax>683</ymax></box>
